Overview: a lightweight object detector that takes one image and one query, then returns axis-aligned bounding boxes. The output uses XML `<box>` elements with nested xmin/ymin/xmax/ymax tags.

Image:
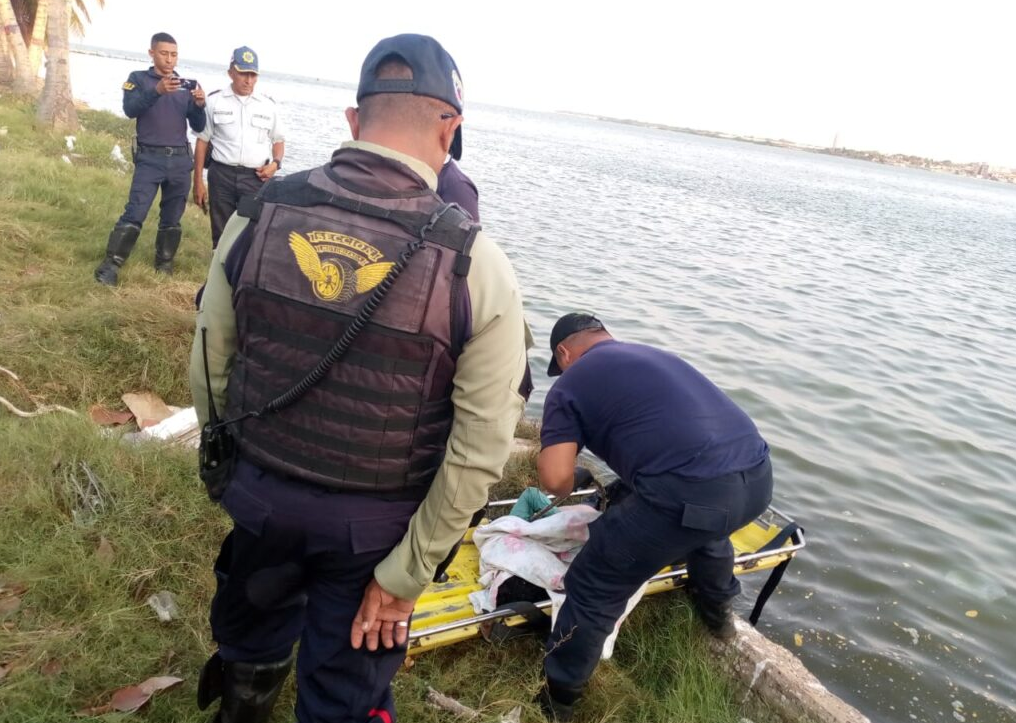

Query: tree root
<box><xmin>0</xmin><ymin>364</ymin><xmax>78</xmax><ymax>418</ymax></box>
<box><xmin>0</xmin><ymin>395</ymin><xmax>78</xmax><ymax>418</ymax></box>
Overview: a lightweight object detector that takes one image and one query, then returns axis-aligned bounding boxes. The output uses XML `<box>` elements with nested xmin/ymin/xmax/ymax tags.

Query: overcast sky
<box><xmin>78</xmin><ymin>0</ymin><xmax>1016</xmax><ymax>165</ymax></box>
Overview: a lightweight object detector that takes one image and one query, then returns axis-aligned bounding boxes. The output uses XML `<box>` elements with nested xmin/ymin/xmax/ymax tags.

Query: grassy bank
<box><xmin>0</xmin><ymin>97</ymin><xmax>775</xmax><ymax>722</ymax></box>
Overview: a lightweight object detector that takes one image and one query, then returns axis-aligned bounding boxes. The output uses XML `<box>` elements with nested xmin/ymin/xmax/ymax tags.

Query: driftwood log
<box><xmin>710</xmin><ymin>618</ymin><xmax>870</xmax><ymax>723</ymax></box>
<box><xmin>426</xmin><ymin>687</ymin><xmax>479</xmax><ymax>718</ymax></box>
<box><xmin>425</xmin><ymin>687</ymin><xmax>521</xmax><ymax>722</ymax></box>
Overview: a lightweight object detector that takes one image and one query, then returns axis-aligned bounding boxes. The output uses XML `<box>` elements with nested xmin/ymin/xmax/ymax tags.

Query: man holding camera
<box><xmin>193</xmin><ymin>46</ymin><xmax>286</xmax><ymax>248</ymax></box>
<box><xmin>94</xmin><ymin>32</ymin><xmax>206</xmax><ymax>286</ymax></box>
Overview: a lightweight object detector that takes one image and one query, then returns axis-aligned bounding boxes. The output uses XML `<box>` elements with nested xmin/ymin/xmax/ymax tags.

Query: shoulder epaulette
<box><xmin>122</xmin><ymin>71</ymin><xmax>142</xmax><ymax>91</ymax></box>
<box><xmin>208</xmin><ymin>89</ymin><xmax>222</xmax><ymax>97</ymax></box>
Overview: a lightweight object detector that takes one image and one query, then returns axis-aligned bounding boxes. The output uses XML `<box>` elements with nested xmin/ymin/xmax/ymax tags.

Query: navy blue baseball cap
<box><xmin>231</xmin><ymin>46</ymin><xmax>258</xmax><ymax>73</ymax></box>
<box><xmin>357</xmin><ymin>34</ymin><xmax>465</xmax><ymax>160</ymax></box>
<box><xmin>547</xmin><ymin>312</ymin><xmax>607</xmax><ymax>376</ymax></box>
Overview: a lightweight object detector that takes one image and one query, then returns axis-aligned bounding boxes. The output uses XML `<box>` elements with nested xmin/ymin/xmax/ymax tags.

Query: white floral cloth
<box><xmin>468</xmin><ymin>505</ymin><xmax>648</xmax><ymax>658</ymax></box>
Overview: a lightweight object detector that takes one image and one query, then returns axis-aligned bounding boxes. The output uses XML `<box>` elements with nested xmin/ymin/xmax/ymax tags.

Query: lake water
<box><xmin>70</xmin><ymin>50</ymin><xmax>1016</xmax><ymax>723</ymax></box>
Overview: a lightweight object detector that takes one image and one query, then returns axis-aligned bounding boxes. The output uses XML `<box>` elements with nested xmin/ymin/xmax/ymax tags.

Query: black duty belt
<box><xmin>138</xmin><ymin>144</ymin><xmax>190</xmax><ymax>156</ymax></box>
<box><xmin>211</xmin><ymin>159</ymin><xmax>260</xmax><ymax>172</ymax></box>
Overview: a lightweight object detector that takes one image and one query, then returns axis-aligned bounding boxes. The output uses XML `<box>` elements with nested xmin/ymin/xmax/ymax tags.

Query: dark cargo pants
<box><xmin>207</xmin><ymin>161</ymin><xmax>264</xmax><ymax>247</ymax></box>
<box><xmin>118</xmin><ymin>148</ymin><xmax>192</xmax><ymax>229</ymax></box>
<box><xmin>544</xmin><ymin>457</ymin><xmax>774</xmax><ymax>691</ymax></box>
<box><xmin>210</xmin><ymin>458</ymin><xmax>421</xmax><ymax>723</ymax></box>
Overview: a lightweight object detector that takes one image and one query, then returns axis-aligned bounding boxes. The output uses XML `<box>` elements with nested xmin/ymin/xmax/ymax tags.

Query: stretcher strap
<box><xmin>481</xmin><ymin>602</ymin><xmax>550</xmax><ymax>644</ymax></box>
<box><xmin>493</xmin><ymin>601</ymin><xmax>547</xmax><ymax>625</ymax></box>
<box><xmin>749</xmin><ymin>521</ymin><xmax>801</xmax><ymax>626</ymax></box>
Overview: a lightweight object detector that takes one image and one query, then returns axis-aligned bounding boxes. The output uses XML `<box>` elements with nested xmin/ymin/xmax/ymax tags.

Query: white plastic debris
<box><xmin>944</xmin><ymin>569</ymin><xmax>1006</xmax><ymax>602</ymax></box>
<box><xmin>122</xmin><ymin>406</ymin><xmax>200</xmax><ymax>448</ymax></box>
<box><xmin>110</xmin><ymin>143</ymin><xmax>128</xmax><ymax>165</ymax></box>
<box><xmin>147</xmin><ymin>590</ymin><xmax>180</xmax><ymax>622</ymax></box>
<box><xmin>64</xmin><ymin>135</ymin><xmax>76</xmax><ymax>151</ymax></box>
<box><xmin>61</xmin><ymin>155</ymin><xmax>72</xmax><ymax>164</ymax></box>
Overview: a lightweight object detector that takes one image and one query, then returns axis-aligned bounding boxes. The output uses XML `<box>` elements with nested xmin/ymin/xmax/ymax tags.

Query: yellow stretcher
<box><xmin>408</xmin><ymin>493</ymin><xmax>805</xmax><ymax>655</ymax></box>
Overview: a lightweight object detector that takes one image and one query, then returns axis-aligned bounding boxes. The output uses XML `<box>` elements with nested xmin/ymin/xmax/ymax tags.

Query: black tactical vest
<box><xmin>225</xmin><ymin>148</ymin><xmax>478</xmax><ymax>499</ymax></box>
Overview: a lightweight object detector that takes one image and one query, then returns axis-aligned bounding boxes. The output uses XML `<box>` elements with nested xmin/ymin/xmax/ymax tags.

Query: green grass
<box><xmin>514</xmin><ymin>416</ymin><xmax>542</xmax><ymax>442</ymax></box>
<box><xmin>0</xmin><ymin>98</ymin><xmax>211</xmax><ymax>409</ymax></box>
<box><xmin>0</xmin><ymin>97</ymin><xmax>778</xmax><ymax>722</ymax></box>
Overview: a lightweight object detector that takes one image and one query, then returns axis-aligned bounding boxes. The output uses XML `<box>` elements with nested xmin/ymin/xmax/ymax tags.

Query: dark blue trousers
<box><xmin>118</xmin><ymin>150</ymin><xmax>192</xmax><ymax>229</ymax></box>
<box><xmin>544</xmin><ymin>458</ymin><xmax>774</xmax><ymax>691</ymax></box>
<box><xmin>210</xmin><ymin>458</ymin><xmax>421</xmax><ymax>723</ymax></box>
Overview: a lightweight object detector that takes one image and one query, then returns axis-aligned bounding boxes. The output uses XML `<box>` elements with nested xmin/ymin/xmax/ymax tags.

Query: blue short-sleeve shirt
<box><xmin>540</xmin><ymin>340</ymin><xmax>768</xmax><ymax>483</ymax></box>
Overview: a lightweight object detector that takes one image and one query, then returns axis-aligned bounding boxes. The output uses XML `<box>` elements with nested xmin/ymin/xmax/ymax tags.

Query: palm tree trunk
<box><xmin>27</xmin><ymin>0</ymin><xmax>46</xmax><ymax>76</ymax></box>
<box><xmin>0</xmin><ymin>0</ymin><xmax>36</xmax><ymax>93</ymax></box>
<box><xmin>0</xmin><ymin>26</ymin><xmax>16</xmax><ymax>85</ymax></box>
<box><xmin>36</xmin><ymin>0</ymin><xmax>76</xmax><ymax>130</ymax></box>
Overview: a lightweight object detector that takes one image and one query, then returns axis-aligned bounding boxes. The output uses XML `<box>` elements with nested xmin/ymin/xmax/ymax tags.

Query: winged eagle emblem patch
<box><xmin>288</xmin><ymin>231</ymin><xmax>394</xmax><ymax>302</ymax></box>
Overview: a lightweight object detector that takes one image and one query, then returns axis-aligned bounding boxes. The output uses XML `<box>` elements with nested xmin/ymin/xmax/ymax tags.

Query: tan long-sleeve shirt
<box><xmin>189</xmin><ymin>140</ymin><xmax>529</xmax><ymax>600</ymax></box>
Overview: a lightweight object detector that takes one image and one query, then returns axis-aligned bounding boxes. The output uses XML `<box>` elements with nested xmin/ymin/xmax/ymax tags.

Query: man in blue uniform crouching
<box><xmin>535</xmin><ymin>312</ymin><xmax>774</xmax><ymax>721</ymax></box>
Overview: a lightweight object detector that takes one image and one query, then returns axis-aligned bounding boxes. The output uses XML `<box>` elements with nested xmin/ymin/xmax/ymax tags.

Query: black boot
<box><xmin>536</xmin><ymin>680</ymin><xmax>583</xmax><ymax>722</ymax></box>
<box><xmin>197</xmin><ymin>652</ymin><xmax>293</xmax><ymax>723</ymax></box>
<box><xmin>94</xmin><ymin>223</ymin><xmax>141</xmax><ymax>286</ymax></box>
<box><xmin>154</xmin><ymin>226</ymin><xmax>183</xmax><ymax>275</ymax></box>
<box><xmin>691</xmin><ymin>593</ymin><xmax>737</xmax><ymax>640</ymax></box>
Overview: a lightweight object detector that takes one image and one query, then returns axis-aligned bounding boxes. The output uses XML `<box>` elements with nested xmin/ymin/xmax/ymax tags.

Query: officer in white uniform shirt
<box><xmin>193</xmin><ymin>46</ymin><xmax>286</xmax><ymax>247</ymax></box>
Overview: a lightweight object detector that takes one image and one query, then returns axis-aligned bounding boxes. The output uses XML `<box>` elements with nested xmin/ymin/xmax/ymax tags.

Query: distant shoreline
<box><xmin>69</xmin><ymin>45</ymin><xmax>356</xmax><ymax>92</ymax></box>
<box><xmin>560</xmin><ymin>111</ymin><xmax>1016</xmax><ymax>185</ymax></box>
<box><xmin>71</xmin><ymin>44</ymin><xmax>1011</xmax><ymax>184</ymax></box>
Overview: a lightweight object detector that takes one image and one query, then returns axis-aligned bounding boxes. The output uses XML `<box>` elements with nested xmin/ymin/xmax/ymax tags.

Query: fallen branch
<box><xmin>426</xmin><ymin>687</ymin><xmax>478</xmax><ymax>719</ymax></box>
<box><xmin>0</xmin><ymin>395</ymin><xmax>78</xmax><ymax>418</ymax></box>
<box><xmin>0</xmin><ymin>365</ymin><xmax>78</xmax><ymax>418</ymax></box>
<box><xmin>544</xmin><ymin>625</ymin><xmax>576</xmax><ymax>656</ymax></box>
<box><xmin>67</xmin><ymin>461</ymin><xmax>108</xmax><ymax>525</ymax></box>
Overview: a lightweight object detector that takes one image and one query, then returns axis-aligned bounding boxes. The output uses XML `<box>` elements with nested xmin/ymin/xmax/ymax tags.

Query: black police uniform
<box><xmin>94</xmin><ymin>67</ymin><xmax>206</xmax><ymax>285</ymax></box>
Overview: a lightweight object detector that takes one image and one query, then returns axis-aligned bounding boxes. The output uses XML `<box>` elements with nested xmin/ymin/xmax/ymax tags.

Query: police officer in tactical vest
<box><xmin>189</xmin><ymin>34</ymin><xmax>530</xmax><ymax>723</ymax></box>
<box><xmin>94</xmin><ymin>32</ymin><xmax>206</xmax><ymax>285</ymax></box>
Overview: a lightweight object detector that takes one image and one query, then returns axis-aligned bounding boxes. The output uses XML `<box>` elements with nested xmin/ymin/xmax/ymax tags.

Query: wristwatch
<box><xmin>272</xmin><ymin>158</ymin><xmax>283</xmax><ymax>169</ymax></box>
